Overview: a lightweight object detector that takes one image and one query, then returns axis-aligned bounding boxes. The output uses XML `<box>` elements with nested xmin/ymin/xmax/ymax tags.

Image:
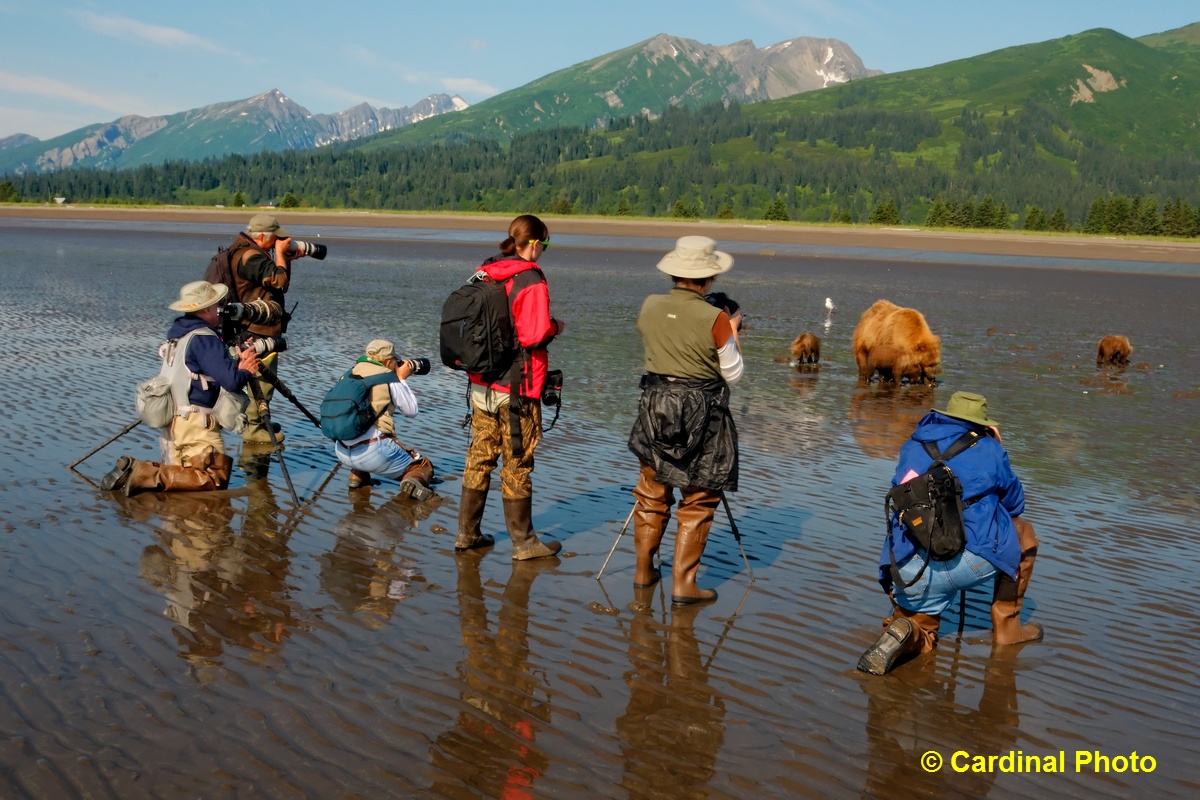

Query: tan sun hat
<box><xmin>938</xmin><ymin>391</ymin><xmax>998</xmax><ymax>428</ymax></box>
<box><xmin>248</xmin><ymin>213</ymin><xmax>289</xmax><ymax>238</ymax></box>
<box><xmin>656</xmin><ymin>235</ymin><xmax>734</xmax><ymax>279</ymax></box>
<box><xmin>365</xmin><ymin>339</ymin><xmax>397</xmax><ymax>363</ymax></box>
<box><xmin>168</xmin><ymin>280</ymin><xmax>228</xmax><ymax>313</ymax></box>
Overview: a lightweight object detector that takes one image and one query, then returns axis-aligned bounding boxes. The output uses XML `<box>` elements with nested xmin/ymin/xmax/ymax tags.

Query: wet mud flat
<box><xmin>0</xmin><ymin>219</ymin><xmax>1197</xmax><ymax>798</ymax></box>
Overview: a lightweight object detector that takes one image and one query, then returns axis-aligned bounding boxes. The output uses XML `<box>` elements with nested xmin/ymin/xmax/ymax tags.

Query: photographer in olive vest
<box><xmin>628</xmin><ymin>236</ymin><xmax>744</xmax><ymax>605</ymax></box>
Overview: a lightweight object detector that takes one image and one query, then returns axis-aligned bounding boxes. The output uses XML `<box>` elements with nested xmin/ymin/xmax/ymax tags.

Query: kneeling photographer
<box><xmin>220</xmin><ymin>214</ymin><xmax>327</xmax><ymax>444</ymax></box>
<box><xmin>325</xmin><ymin>339</ymin><xmax>437</xmax><ymax>500</ymax></box>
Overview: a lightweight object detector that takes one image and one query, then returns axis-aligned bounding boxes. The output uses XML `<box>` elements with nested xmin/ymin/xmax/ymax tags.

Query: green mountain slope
<box><xmin>1138</xmin><ymin>22</ymin><xmax>1200</xmax><ymax>52</ymax></box>
<box><xmin>749</xmin><ymin>28</ymin><xmax>1200</xmax><ymax>161</ymax></box>
<box><xmin>354</xmin><ymin>34</ymin><xmax>874</xmax><ymax>151</ymax></box>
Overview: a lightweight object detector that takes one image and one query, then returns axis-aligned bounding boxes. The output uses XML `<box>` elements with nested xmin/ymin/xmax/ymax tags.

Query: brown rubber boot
<box><xmin>122</xmin><ymin>458</ymin><xmax>224</xmax><ymax>496</ymax></box>
<box><xmin>670</xmin><ymin>489</ymin><xmax>720</xmax><ymax>605</ymax></box>
<box><xmin>632</xmin><ymin>463</ymin><xmax>672</xmax><ymax>588</ymax></box>
<box><xmin>857</xmin><ymin>607</ymin><xmax>941</xmax><ymax>675</ymax></box>
<box><xmin>505</xmin><ymin>496</ymin><xmax>561</xmax><ymax>560</ymax></box>
<box><xmin>455</xmin><ymin>487</ymin><xmax>494</xmax><ymax>551</ymax></box>
<box><xmin>991</xmin><ymin>517</ymin><xmax>1044</xmax><ymax>645</ymax></box>
<box><xmin>399</xmin><ymin>455</ymin><xmax>436</xmax><ymax>501</ymax></box>
<box><xmin>348</xmin><ymin>469</ymin><xmax>380</xmax><ymax>490</ymax></box>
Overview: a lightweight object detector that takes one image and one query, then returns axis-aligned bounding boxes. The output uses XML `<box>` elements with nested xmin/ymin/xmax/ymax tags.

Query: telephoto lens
<box><xmin>286</xmin><ymin>240</ymin><xmax>328</xmax><ymax>260</ymax></box>
<box><xmin>405</xmin><ymin>358</ymin><xmax>432</xmax><ymax>376</ymax></box>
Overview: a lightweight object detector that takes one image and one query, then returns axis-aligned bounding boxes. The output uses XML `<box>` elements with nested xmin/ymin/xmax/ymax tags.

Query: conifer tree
<box><xmin>1024</xmin><ymin>206</ymin><xmax>1045</xmax><ymax>231</ymax></box>
<box><xmin>1083</xmin><ymin>198</ymin><xmax>1108</xmax><ymax>234</ymax></box>
<box><xmin>1047</xmin><ymin>206</ymin><xmax>1069</xmax><ymax>232</ymax></box>
<box><xmin>763</xmin><ymin>197</ymin><xmax>789</xmax><ymax>221</ymax></box>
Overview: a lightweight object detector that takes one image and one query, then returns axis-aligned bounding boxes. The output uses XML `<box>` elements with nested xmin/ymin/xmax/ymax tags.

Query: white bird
<box><xmin>825</xmin><ymin>297</ymin><xmax>835</xmax><ymax>312</ymax></box>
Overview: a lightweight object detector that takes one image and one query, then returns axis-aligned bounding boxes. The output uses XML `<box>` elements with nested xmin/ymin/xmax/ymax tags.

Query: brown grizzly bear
<box><xmin>1096</xmin><ymin>335</ymin><xmax>1132</xmax><ymax>367</ymax></box>
<box><xmin>790</xmin><ymin>332</ymin><xmax>821</xmax><ymax>364</ymax></box>
<box><xmin>851</xmin><ymin>299</ymin><xmax>941</xmax><ymax>384</ymax></box>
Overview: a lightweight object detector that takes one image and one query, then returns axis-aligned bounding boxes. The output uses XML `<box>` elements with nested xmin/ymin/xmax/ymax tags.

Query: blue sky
<box><xmin>1</xmin><ymin>1</ymin><xmax>1195</xmax><ymax>140</ymax></box>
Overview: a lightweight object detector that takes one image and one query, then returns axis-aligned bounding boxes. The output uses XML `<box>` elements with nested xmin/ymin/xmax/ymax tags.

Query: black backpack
<box><xmin>203</xmin><ymin>246</ymin><xmax>240</xmax><ymax>302</ymax></box>
<box><xmin>439</xmin><ymin>270</ymin><xmax>519</xmax><ymax>380</ymax></box>
<box><xmin>886</xmin><ymin>430</ymin><xmax>982</xmax><ymax>589</ymax></box>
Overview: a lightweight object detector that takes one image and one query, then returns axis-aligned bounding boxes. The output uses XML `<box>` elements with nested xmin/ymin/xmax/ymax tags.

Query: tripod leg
<box><xmin>595</xmin><ymin>505</ymin><xmax>636</xmax><ymax>580</ymax></box>
<box><xmin>719</xmin><ymin>492</ymin><xmax>754</xmax><ymax>582</ymax></box>
<box><xmin>248</xmin><ymin>377</ymin><xmax>300</xmax><ymax>506</ymax></box>
<box><xmin>69</xmin><ymin>419</ymin><xmax>141</xmax><ymax>470</ymax></box>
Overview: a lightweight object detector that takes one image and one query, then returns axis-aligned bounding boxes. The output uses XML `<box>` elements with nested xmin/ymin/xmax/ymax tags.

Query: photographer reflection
<box><xmin>331</xmin><ymin>339</ymin><xmax>437</xmax><ymax>498</ymax></box>
<box><xmin>319</xmin><ymin>488</ymin><xmax>428</xmax><ymax>627</ymax></box>
<box><xmin>221</xmin><ymin>214</ymin><xmax>321</xmax><ymax>444</ymax></box>
<box><xmin>860</xmin><ymin>650</ymin><xmax>1024</xmax><ymax>799</ymax></box>
<box><xmin>136</xmin><ymin>478</ymin><xmax>298</xmax><ymax>666</ymax></box>
<box><xmin>616</xmin><ymin>598</ymin><xmax>727</xmax><ymax>798</ymax></box>
<box><xmin>429</xmin><ymin>556</ymin><xmax>555</xmax><ymax>798</ymax></box>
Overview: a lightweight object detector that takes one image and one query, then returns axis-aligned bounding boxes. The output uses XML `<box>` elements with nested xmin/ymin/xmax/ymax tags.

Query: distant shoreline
<box><xmin>4</xmin><ymin>205</ymin><xmax>1200</xmax><ymax>265</ymax></box>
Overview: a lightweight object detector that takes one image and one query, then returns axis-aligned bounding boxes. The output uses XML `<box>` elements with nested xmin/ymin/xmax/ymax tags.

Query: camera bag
<box><xmin>439</xmin><ymin>269</ymin><xmax>544</xmax><ymax>379</ymax></box>
<box><xmin>203</xmin><ymin>246</ymin><xmax>241</xmax><ymax>303</ymax></box>
<box><xmin>319</xmin><ymin>370</ymin><xmax>401</xmax><ymax>443</ymax></box>
<box><xmin>885</xmin><ymin>430</ymin><xmax>982</xmax><ymax>589</ymax></box>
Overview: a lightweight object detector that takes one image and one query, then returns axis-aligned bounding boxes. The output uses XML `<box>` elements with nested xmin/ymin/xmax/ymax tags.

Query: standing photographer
<box><xmin>332</xmin><ymin>339</ymin><xmax>436</xmax><ymax>499</ymax></box>
<box><xmin>224</xmin><ymin>214</ymin><xmax>312</xmax><ymax>443</ymax></box>
<box><xmin>454</xmin><ymin>214</ymin><xmax>565</xmax><ymax>560</ymax></box>
<box><xmin>628</xmin><ymin>236</ymin><xmax>743</xmax><ymax>605</ymax></box>
<box><xmin>101</xmin><ymin>281</ymin><xmax>260</xmax><ymax>495</ymax></box>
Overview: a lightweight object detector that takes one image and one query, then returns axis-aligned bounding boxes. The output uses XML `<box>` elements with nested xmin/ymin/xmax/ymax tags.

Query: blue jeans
<box><xmin>893</xmin><ymin>548</ymin><xmax>998</xmax><ymax>616</ymax></box>
<box><xmin>334</xmin><ymin>437</ymin><xmax>414</xmax><ymax>479</ymax></box>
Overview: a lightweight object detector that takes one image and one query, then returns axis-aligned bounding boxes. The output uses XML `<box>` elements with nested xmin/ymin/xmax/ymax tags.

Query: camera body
<box><xmin>704</xmin><ymin>292</ymin><xmax>744</xmax><ymax>331</ymax></box>
<box><xmin>542</xmin><ymin>369</ymin><xmax>564</xmax><ymax>407</ymax></box>
<box><xmin>286</xmin><ymin>240</ymin><xmax>327</xmax><ymax>260</ymax></box>
<box><xmin>404</xmin><ymin>357</ymin><xmax>432</xmax><ymax>376</ymax></box>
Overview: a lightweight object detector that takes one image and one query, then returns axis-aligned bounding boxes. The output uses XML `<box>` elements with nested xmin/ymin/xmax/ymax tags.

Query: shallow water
<box><xmin>0</xmin><ymin>219</ymin><xmax>1197</xmax><ymax>798</ymax></box>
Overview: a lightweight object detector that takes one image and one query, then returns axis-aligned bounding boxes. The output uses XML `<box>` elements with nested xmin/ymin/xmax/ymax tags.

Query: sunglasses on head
<box><xmin>528</xmin><ymin>238</ymin><xmax>550</xmax><ymax>250</ymax></box>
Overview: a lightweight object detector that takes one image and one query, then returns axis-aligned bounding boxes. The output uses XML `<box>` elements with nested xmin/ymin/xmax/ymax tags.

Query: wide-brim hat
<box><xmin>938</xmin><ymin>391</ymin><xmax>998</xmax><ymax>428</ymax></box>
<box><xmin>656</xmin><ymin>235</ymin><xmax>733</xmax><ymax>279</ymax></box>
<box><xmin>248</xmin><ymin>213</ymin><xmax>289</xmax><ymax>239</ymax></box>
<box><xmin>169</xmin><ymin>280</ymin><xmax>228</xmax><ymax>313</ymax></box>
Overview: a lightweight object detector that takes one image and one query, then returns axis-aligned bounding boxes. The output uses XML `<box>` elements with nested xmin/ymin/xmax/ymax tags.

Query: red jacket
<box><xmin>468</xmin><ymin>255</ymin><xmax>560</xmax><ymax>400</ymax></box>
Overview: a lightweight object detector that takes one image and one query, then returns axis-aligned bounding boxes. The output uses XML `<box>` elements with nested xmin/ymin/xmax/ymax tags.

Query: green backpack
<box><xmin>319</xmin><ymin>370</ymin><xmax>399</xmax><ymax>443</ymax></box>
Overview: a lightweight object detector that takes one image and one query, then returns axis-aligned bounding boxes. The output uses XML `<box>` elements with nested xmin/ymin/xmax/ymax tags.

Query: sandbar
<box><xmin>3</xmin><ymin>205</ymin><xmax>1199</xmax><ymax>265</ymax></box>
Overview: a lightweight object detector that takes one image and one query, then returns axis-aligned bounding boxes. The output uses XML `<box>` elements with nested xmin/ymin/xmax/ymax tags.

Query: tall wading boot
<box><xmin>632</xmin><ymin>464</ymin><xmax>672</xmax><ymax>588</ymax></box>
<box><xmin>120</xmin><ymin>452</ymin><xmax>233</xmax><ymax>496</ymax></box>
<box><xmin>505</xmin><ymin>496</ymin><xmax>561</xmax><ymax>561</ymax></box>
<box><xmin>454</xmin><ymin>487</ymin><xmax>494</xmax><ymax>551</ymax></box>
<box><xmin>399</xmin><ymin>455</ymin><xmax>436</xmax><ymax>501</ymax></box>
<box><xmin>991</xmin><ymin>517</ymin><xmax>1044</xmax><ymax>646</ymax></box>
<box><xmin>857</xmin><ymin>606</ymin><xmax>942</xmax><ymax>675</ymax></box>
<box><xmin>670</xmin><ymin>489</ymin><xmax>721</xmax><ymax>605</ymax></box>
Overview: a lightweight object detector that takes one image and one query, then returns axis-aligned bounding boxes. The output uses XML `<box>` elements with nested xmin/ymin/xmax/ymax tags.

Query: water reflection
<box><xmin>860</xmin><ymin>645</ymin><xmax>1035</xmax><ymax>799</ymax></box>
<box><xmin>616</xmin><ymin>594</ymin><xmax>726</xmax><ymax>799</ymax></box>
<box><xmin>132</xmin><ymin>479</ymin><xmax>298</xmax><ymax>665</ymax></box>
<box><xmin>429</xmin><ymin>556</ymin><xmax>556</xmax><ymax>798</ymax></box>
<box><xmin>847</xmin><ymin>383</ymin><xmax>937</xmax><ymax>461</ymax></box>
<box><xmin>318</xmin><ymin>487</ymin><xmax>432</xmax><ymax>626</ymax></box>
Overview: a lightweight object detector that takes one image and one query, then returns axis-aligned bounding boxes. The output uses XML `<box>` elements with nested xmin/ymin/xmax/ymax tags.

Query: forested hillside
<box><xmin>6</xmin><ymin>96</ymin><xmax>1200</xmax><ymax>236</ymax></box>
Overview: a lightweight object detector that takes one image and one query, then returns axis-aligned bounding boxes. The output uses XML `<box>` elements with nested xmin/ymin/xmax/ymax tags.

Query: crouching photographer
<box><xmin>326</xmin><ymin>339</ymin><xmax>437</xmax><ymax>499</ymax></box>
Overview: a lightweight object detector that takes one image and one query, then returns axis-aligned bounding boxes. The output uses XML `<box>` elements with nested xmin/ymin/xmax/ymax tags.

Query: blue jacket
<box><xmin>167</xmin><ymin>315</ymin><xmax>252</xmax><ymax>408</ymax></box>
<box><xmin>878</xmin><ymin>411</ymin><xmax>1025</xmax><ymax>590</ymax></box>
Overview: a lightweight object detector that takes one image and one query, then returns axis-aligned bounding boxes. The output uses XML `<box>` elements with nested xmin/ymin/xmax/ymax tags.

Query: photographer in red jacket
<box><xmin>454</xmin><ymin>215</ymin><xmax>565</xmax><ymax>560</ymax></box>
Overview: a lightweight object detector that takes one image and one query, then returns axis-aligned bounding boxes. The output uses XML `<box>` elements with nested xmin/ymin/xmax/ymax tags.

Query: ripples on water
<box><xmin>0</xmin><ymin>219</ymin><xmax>1197</xmax><ymax>798</ymax></box>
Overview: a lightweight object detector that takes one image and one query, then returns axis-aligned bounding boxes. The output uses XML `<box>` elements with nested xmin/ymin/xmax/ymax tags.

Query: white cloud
<box><xmin>73</xmin><ymin>10</ymin><xmax>253</xmax><ymax>63</ymax></box>
<box><xmin>0</xmin><ymin>70</ymin><xmax>141</xmax><ymax>114</ymax></box>
<box><xmin>439</xmin><ymin>77</ymin><xmax>498</xmax><ymax>96</ymax></box>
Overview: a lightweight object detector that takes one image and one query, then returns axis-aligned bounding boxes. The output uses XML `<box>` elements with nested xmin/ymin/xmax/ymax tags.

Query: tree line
<box><xmin>4</xmin><ymin>100</ymin><xmax>1200</xmax><ymax>238</ymax></box>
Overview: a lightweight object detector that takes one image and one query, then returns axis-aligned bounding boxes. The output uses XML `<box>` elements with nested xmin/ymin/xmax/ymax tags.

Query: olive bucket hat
<box><xmin>937</xmin><ymin>391</ymin><xmax>998</xmax><ymax>428</ymax></box>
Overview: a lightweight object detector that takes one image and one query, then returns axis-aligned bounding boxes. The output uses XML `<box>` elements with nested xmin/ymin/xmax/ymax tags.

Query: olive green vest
<box><xmin>638</xmin><ymin>288</ymin><xmax>722</xmax><ymax>380</ymax></box>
